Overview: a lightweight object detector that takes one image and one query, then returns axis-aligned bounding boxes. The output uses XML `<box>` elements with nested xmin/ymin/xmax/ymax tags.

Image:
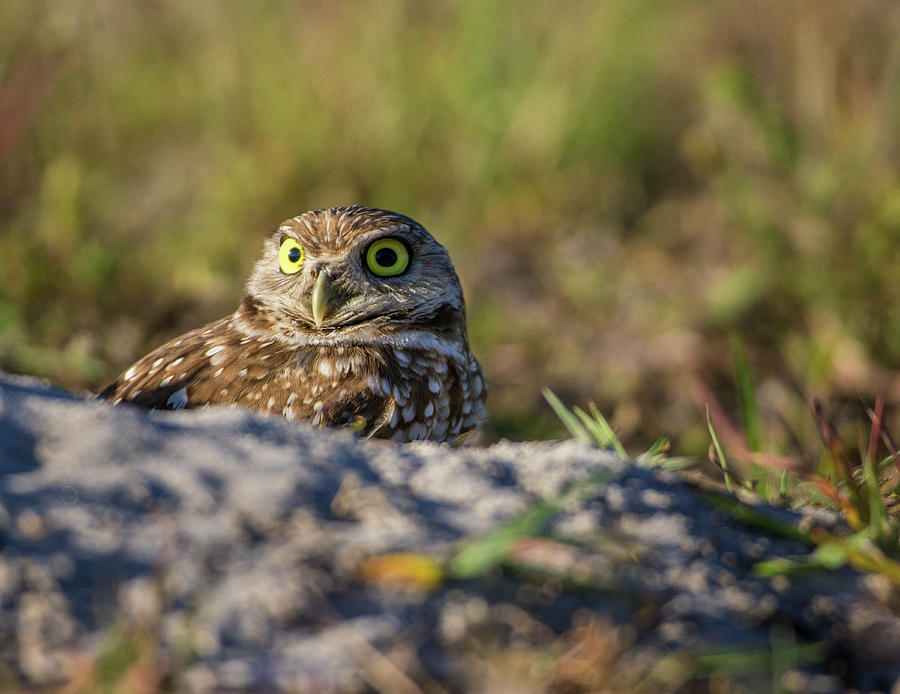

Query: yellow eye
<box><xmin>279</xmin><ymin>237</ymin><xmax>304</xmax><ymax>274</ymax></box>
<box><xmin>365</xmin><ymin>238</ymin><xmax>410</xmax><ymax>277</ymax></box>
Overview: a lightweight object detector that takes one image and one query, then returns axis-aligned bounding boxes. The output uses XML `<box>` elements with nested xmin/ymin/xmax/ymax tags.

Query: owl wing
<box><xmin>100</xmin><ymin>317</ymin><xmax>398</xmax><ymax>436</ymax></box>
<box><xmin>99</xmin><ymin>317</ymin><xmax>285</xmax><ymax>411</ymax></box>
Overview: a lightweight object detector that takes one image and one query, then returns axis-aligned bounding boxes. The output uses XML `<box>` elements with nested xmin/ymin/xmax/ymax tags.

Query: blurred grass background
<box><xmin>2</xmin><ymin>0</ymin><xmax>900</xmax><ymax>460</ymax></box>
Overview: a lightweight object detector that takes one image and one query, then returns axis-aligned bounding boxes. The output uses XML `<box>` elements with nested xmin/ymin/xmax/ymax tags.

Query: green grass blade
<box><xmin>543</xmin><ymin>388</ymin><xmax>592</xmax><ymax>445</ymax></box>
<box><xmin>698</xmin><ymin>491</ymin><xmax>814</xmax><ymax>545</ymax></box>
<box><xmin>862</xmin><ymin>454</ymin><xmax>888</xmax><ymax>548</ymax></box>
<box><xmin>643</xmin><ymin>437</ymin><xmax>669</xmax><ymax>458</ymax></box>
<box><xmin>642</xmin><ymin>438</ymin><xmax>665</xmax><ymax>460</ymax></box>
<box><xmin>877</xmin><ymin>452</ymin><xmax>899</xmax><ymax>472</ymax></box>
<box><xmin>647</xmin><ymin>456</ymin><xmax>697</xmax><ymax>470</ymax></box>
<box><xmin>687</xmin><ymin>641</ymin><xmax>825</xmax><ymax>678</ymax></box>
<box><xmin>753</xmin><ymin>556</ymin><xmax>810</xmax><ymax>578</ymax></box>
<box><xmin>573</xmin><ymin>406</ymin><xmax>610</xmax><ymax>447</ymax></box>
<box><xmin>448</xmin><ymin>501</ymin><xmax>560</xmax><ymax>579</ymax></box>
<box><xmin>730</xmin><ymin>332</ymin><xmax>762</xmax><ymax>452</ymax></box>
<box><xmin>448</xmin><ymin>466</ymin><xmax>621</xmax><ymax>579</ymax></box>
<box><xmin>639</xmin><ymin>438</ymin><xmax>694</xmax><ymax>469</ymax></box>
<box><xmin>706</xmin><ymin>406</ymin><xmax>735</xmax><ymax>493</ymax></box>
<box><xmin>587</xmin><ymin>402</ymin><xmax>627</xmax><ymax>457</ymax></box>
<box><xmin>567</xmin><ymin>403</ymin><xmax>628</xmax><ymax>458</ymax></box>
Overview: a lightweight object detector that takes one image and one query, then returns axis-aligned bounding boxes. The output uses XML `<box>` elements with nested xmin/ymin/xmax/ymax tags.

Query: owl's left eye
<box><xmin>365</xmin><ymin>238</ymin><xmax>410</xmax><ymax>277</ymax></box>
<box><xmin>279</xmin><ymin>238</ymin><xmax>304</xmax><ymax>274</ymax></box>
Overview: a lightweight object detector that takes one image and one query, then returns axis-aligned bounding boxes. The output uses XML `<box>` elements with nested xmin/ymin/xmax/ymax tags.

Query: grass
<box><xmin>543</xmin><ymin>355</ymin><xmax>900</xmax><ymax>588</ymax></box>
<box><xmin>448</xmin><ymin>462</ymin><xmax>623</xmax><ymax>580</ymax></box>
<box><xmin>530</xmin><ymin>385</ymin><xmax>900</xmax><ymax>690</ymax></box>
<box><xmin>2</xmin><ymin>1</ymin><xmax>900</xmax><ymax>459</ymax></box>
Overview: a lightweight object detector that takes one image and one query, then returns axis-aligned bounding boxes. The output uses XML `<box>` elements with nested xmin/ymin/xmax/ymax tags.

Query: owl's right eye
<box><xmin>279</xmin><ymin>238</ymin><xmax>305</xmax><ymax>274</ymax></box>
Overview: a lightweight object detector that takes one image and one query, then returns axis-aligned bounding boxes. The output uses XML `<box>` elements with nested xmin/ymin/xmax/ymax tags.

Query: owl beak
<box><xmin>311</xmin><ymin>270</ymin><xmax>335</xmax><ymax>328</ymax></box>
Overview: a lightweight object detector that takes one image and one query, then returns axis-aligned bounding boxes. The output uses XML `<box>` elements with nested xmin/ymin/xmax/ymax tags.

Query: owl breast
<box><xmin>273</xmin><ymin>338</ymin><xmax>486</xmax><ymax>442</ymax></box>
<box><xmin>363</xmin><ymin>342</ymin><xmax>486</xmax><ymax>442</ymax></box>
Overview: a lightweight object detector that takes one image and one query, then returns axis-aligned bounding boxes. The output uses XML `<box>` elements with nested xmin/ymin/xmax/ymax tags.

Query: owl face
<box><xmin>245</xmin><ymin>207</ymin><xmax>464</xmax><ymax>344</ymax></box>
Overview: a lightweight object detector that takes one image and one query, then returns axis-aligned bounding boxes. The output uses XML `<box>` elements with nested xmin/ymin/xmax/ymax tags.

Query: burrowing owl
<box><xmin>100</xmin><ymin>206</ymin><xmax>486</xmax><ymax>442</ymax></box>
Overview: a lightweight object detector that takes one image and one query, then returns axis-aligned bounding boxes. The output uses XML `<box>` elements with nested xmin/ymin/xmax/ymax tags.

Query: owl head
<box><xmin>244</xmin><ymin>206</ymin><xmax>466</xmax><ymax>345</ymax></box>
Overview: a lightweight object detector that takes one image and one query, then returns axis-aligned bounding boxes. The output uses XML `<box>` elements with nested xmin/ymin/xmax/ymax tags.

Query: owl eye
<box><xmin>279</xmin><ymin>238</ymin><xmax>304</xmax><ymax>274</ymax></box>
<box><xmin>365</xmin><ymin>238</ymin><xmax>410</xmax><ymax>277</ymax></box>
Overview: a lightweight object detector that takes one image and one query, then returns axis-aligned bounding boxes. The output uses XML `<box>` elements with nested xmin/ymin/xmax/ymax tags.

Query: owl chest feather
<box><xmin>281</xmin><ymin>341</ymin><xmax>485</xmax><ymax>442</ymax></box>
<box><xmin>362</xmin><ymin>345</ymin><xmax>485</xmax><ymax>442</ymax></box>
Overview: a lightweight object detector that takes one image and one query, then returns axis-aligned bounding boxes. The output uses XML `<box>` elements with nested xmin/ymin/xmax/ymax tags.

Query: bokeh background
<box><xmin>2</xmin><ymin>0</ymin><xmax>900</xmax><ymax>460</ymax></box>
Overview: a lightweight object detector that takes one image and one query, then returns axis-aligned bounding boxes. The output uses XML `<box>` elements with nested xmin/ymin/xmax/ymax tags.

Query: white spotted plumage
<box><xmin>100</xmin><ymin>206</ymin><xmax>487</xmax><ymax>442</ymax></box>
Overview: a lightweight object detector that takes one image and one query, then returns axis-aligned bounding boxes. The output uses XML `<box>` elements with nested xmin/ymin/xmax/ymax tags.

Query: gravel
<box><xmin>1</xmin><ymin>373</ymin><xmax>899</xmax><ymax>692</ymax></box>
